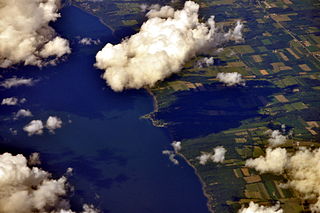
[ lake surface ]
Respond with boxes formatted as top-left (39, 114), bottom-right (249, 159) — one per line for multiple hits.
top-left (0, 6), bottom-right (209, 213)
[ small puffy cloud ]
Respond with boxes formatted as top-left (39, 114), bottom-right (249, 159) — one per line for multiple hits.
top-left (171, 141), bottom-right (181, 152)
top-left (212, 146), bottom-right (226, 163)
top-left (0, 77), bottom-right (35, 89)
top-left (39, 37), bottom-right (71, 58)
top-left (197, 146), bottom-right (227, 165)
top-left (238, 202), bottom-right (283, 213)
top-left (162, 150), bottom-right (179, 165)
top-left (0, 152), bottom-right (98, 213)
top-left (14, 109), bottom-right (33, 120)
top-left (196, 57), bottom-right (214, 68)
top-left (268, 130), bottom-right (287, 147)
top-left (9, 128), bottom-right (18, 135)
top-left (245, 148), bottom-right (287, 174)
top-left (79, 37), bottom-right (101, 46)
top-left (28, 152), bottom-right (41, 166)
top-left (217, 72), bottom-right (245, 86)
top-left (0, 0), bottom-right (70, 68)
top-left (46, 116), bottom-right (63, 133)
top-left (2, 97), bottom-right (27, 106)
top-left (95, 1), bottom-right (243, 92)
top-left (23, 120), bottom-right (44, 136)
top-left (1, 97), bottom-right (18, 106)
top-left (198, 153), bottom-right (212, 165)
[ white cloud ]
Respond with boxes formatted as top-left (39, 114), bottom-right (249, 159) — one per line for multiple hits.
top-left (14, 109), bottom-right (33, 119)
top-left (162, 150), bottom-right (179, 165)
top-left (23, 116), bottom-right (63, 136)
top-left (0, 152), bottom-right (98, 213)
top-left (211, 146), bottom-right (226, 163)
top-left (28, 152), bottom-right (41, 166)
top-left (1, 97), bottom-right (18, 106)
top-left (0, 77), bottom-right (35, 88)
top-left (245, 148), bottom-right (287, 174)
top-left (246, 147), bottom-right (320, 212)
top-left (79, 37), bottom-right (101, 45)
top-left (46, 116), bottom-right (63, 133)
top-left (238, 202), bottom-right (283, 213)
top-left (196, 57), bottom-right (214, 68)
top-left (171, 141), bottom-right (181, 152)
top-left (197, 146), bottom-right (226, 165)
top-left (198, 153), bottom-right (212, 165)
top-left (0, 0), bottom-right (71, 68)
top-left (217, 72), bottom-right (245, 86)
top-left (95, 1), bottom-right (243, 91)
top-left (268, 130), bottom-right (287, 147)
top-left (23, 120), bottom-right (44, 136)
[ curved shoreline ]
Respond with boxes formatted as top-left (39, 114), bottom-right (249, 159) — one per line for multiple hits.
top-left (146, 88), bottom-right (215, 213)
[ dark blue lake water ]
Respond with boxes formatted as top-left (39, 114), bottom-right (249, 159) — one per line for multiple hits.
top-left (0, 6), bottom-right (209, 213)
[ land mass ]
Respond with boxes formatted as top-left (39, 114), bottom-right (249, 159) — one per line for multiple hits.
top-left (72, 0), bottom-right (320, 212)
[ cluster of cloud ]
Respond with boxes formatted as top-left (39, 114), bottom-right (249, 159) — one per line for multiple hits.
top-left (162, 141), bottom-right (182, 165)
top-left (0, 152), bottom-right (98, 213)
top-left (95, 1), bottom-right (243, 91)
top-left (1, 97), bottom-right (18, 106)
top-left (0, 0), bottom-right (70, 68)
top-left (197, 146), bottom-right (226, 165)
top-left (23, 116), bottom-right (63, 136)
top-left (217, 72), bottom-right (245, 86)
top-left (1, 97), bottom-right (26, 106)
top-left (246, 147), bottom-right (320, 212)
top-left (162, 150), bottom-right (179, 165)
top-left (238, 202), bottom-right (283, 213)
top-left (0, 77), bottom-right (36, 89)
top-left (79, 37), bottom-right (101, 46)
top-left (196, 57), bottom-right (214, 68)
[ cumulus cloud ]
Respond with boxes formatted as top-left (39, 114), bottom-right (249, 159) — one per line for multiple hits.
top-left (217, 72), bottom-right (245, 86)
top-left (0, 77), bottom-right (35, 88)
top-left (245, 148), bottom-right (287, 174)
top-left (162, 150), bottom-right (179, 165)
top-left (1, 97), bottom-right (18, 106)
top-left (246, 147), bottom-right (320, 212)
top-left (14, 109), bottom-right (33, 119)
top-left (197, 146), bottom-right (226, 165)
top-left (171, 141), bottom-right (181, 152)
top-left (0, 0), bottom-right (71, 68)
top-left (212, 146), bottom-right (227, 163)
top-left (46, 116), bottom-right (62, 133)
top-left (2, 97), bottom-right (27, 106)
top-left (196, 57), bottom-right (214, 68)
top-left (198, 153), bottom-right (212, 165)
top-left (95, 1), bottom-right (243, 91)
top-left (238, 202), bottom-right (283, 213)
top-left (79, 37), bottom-right (101, 46)
top-left (28, 152), bottom-right (41, 166)
top-left (268, 130), bottom-right (287, 147)
top-left (0, 152), bottom-right (98, 213)
top-left (23, 120), bottom-right (44, 136)
top-left (23, 116), bottom-right (63, 136)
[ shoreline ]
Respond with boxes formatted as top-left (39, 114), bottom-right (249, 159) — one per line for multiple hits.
top-left (146, 88), bottom-right (215, 213)
top-left (66, 2), bottom-right (116, 33)
top-left (177, 152), bottom-right (216, 213)
top-left (63, 2), bottom-right (216, 211)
